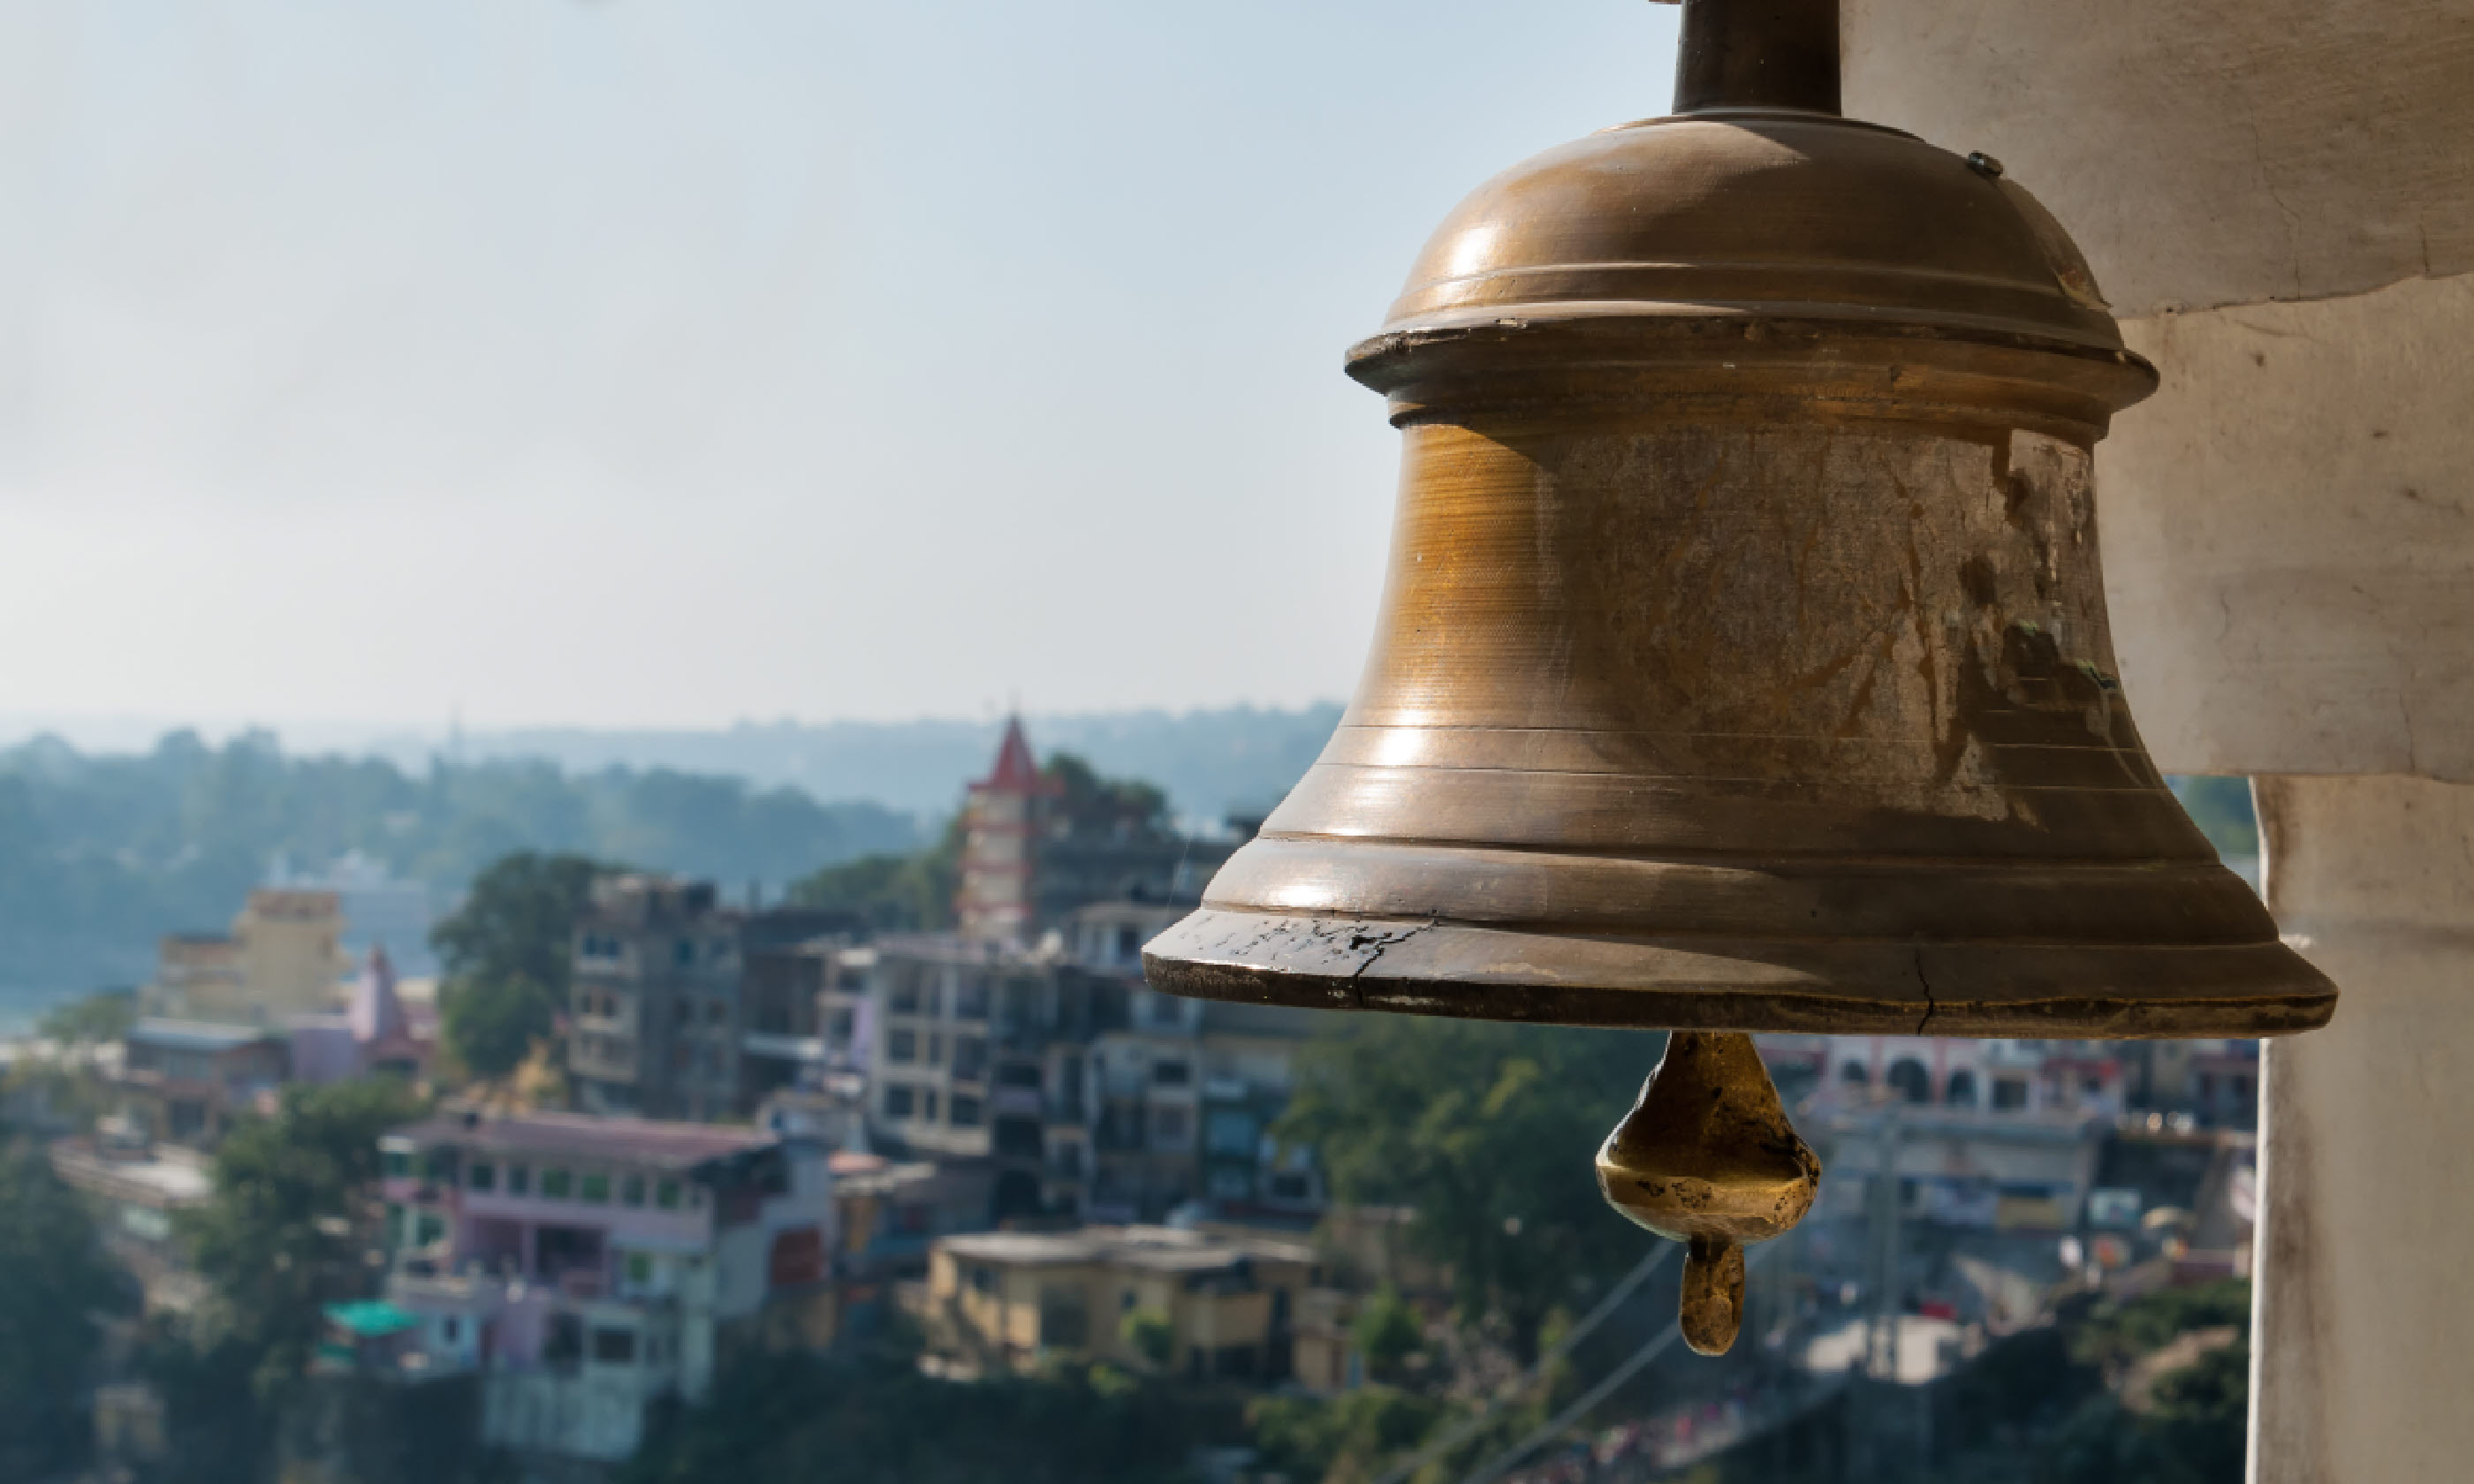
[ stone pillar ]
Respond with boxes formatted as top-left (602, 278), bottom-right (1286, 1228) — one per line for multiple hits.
top-left (2250, 776), bottom-right (2474, 1480)
top-left (1839, 4), bottom-right (2474, 1479)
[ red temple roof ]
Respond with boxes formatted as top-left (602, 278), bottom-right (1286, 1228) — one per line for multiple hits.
top-left (974, 715), bottom-right (1051, 794)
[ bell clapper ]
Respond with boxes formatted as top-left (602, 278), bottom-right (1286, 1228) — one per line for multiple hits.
top-left (1596, 1031), bottom-right (1822, 1356)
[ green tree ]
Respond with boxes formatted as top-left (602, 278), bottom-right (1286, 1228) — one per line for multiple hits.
top-left (431, 851), bottom-right (612, 996)
top-left (1120, 1306), bottom-right (1176, 1371)
top-left (440, 975), bottom-right (561, 1083)
top-left (1042, 752), bottom-right (1169, 837)
top-left (2145, 1342), bottom-right (2249, 1482)
top-left (1352, 1285), bottom-right (1424, 1382)
top-left (0, 1151), bottom-right (134, 1478)
top-left (1276, 1018), bottom-right (1661, 1359)
top-left (2072, 1277), bottom-right (2252, 1374)
top-left (0, 731), bottom-right (918, 994)
top-left (37, 986), bottom-right (139, 1045)
top-left (180, 1078), bottom-right (429, 1402)
top-left (619, 1351), bottom-right (1203, 1484)
top-left (1248, 1387), bottom-right (1453, 1484)
top-left (432, 852), bottom-right (614, 1080)
top-left (785, 818), bottom-right (963, 934)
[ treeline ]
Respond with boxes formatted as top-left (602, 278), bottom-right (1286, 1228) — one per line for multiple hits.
top-left (0, 731), bottom-right (921, 990)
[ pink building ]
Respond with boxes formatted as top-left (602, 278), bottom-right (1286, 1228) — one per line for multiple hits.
top-left (376, 1109), bottom-right (833, 1461)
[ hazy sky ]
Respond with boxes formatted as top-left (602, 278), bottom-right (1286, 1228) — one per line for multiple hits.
top-left (0, 0), bottom-right (1682, 733)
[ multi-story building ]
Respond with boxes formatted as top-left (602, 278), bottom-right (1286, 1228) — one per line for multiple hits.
top-left (566, 877), bottom-right (745, 1120)
top-left (112, 1018), bottom-right (290, 1146)
top-left (2120, 1038), bottom-right (2262, 1130)
top-left (832, 934), bottom-right (1133, 1221)
top-left (1069, 898), bottom-right (1327, 1221)
top-left (735, 915), bottom-right (861, 1114)
top-left (268, 849), bottom-right (441, 980)
top-left (799, 904), bottom-right (1328, 1225)
top-left (925, 1224), bottom-right (1314, 1383)
top-left (1792, 1035), bottom-right (2128, 1231)
top-left (375, 1110), bottom-right (834, 1465)
top-left (567, 880), bottom-right (856, 1120)
top-left (148, 890), bottom-right (352, 1024)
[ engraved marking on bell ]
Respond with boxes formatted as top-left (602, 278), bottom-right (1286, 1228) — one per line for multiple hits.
top-left (1596, 1030), bottom-right (1821, 1356)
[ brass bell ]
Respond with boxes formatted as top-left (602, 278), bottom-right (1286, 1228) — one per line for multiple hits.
top-left (1145, 0), bottom-right (2336, 1352)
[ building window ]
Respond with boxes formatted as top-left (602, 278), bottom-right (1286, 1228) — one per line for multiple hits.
top-left (885, 1085), bottom-right (915, 1118)
top-left (626, 1252), bottom-right (654, 1287)
top-left (928, 1033), bottom-right (944, 1066)
top-left (468, 1162), bottom-right (497, 1192)
top-left (1116, 926), bottom-right (1141, 961)
top-left (383, 1149), bottom-right (411, 1178)
top-left (539, 1168), bottom-right (573, 1199)
top-left (592, 1327), bottom-right (639, 1365)
top-left (1154, 1107), bottom-right (1190, 1145)
top-left (922, 1090), bottom-right (940, 1122)
top-left (891, 978), bottom-right (922, 1015)
top-left (442, 1315), bottom-right (461, 1344)
top-left (970, 1266), bottom-right (996, 1295)
top-left (621, 1175), bottom-right (646, 1208)
top-left (1210, 1168), bottom-right (1251, 1200)
top-left (1148, 994), bottom-right (1183, 1029)
top-left (580, 1171), bottom-right (611, 1203)
top-left (414, 1211), bottom-right (447, 1246)
top-left (655, 1179), bottom-right (683, 1210)
top-left (953, 1037), bottom-right (988, 1081)
top-left (1946, 1070), bottom-right (1979, 1108)
top-left (707, 1000), bottom-right (728, 1026)
top-left (828, 1009), bottom-right (854, 1042)
top-left (506, 1162), bottom-right (530, 1196)
top-left (1153, 1060), bottom-right (1191, 1087)
top-left (1206, 1110), bottom-right (1256, 1155)
top-left (955, 978), bottom-right (989, 1019)
top-left (1887, 1059), bottom-right (1931, 1105)
top-left (951, 1095), bottom-right (983, 1127)
top-left (1840, 1062), bottom-right (1869, 1086)
top-left (889, 1030), bottom-right (917, 1064)
top-left (674, 940), bottom-right (695, 967)
top-left (1993, 1078), bottom-right (2030, 1111)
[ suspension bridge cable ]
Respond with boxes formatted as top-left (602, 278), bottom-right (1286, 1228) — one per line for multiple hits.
top-left (1368, 1244), bottom-right (1676, 1484)
top-left (1453, 1243), bottom-right (1784, 1484)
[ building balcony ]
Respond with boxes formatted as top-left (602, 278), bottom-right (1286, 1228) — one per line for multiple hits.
top-left (741, 1031), bottom-right (827, 1063)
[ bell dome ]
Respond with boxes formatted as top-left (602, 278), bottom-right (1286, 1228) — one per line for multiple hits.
top-left (1372, 110), bottom-right (2133, 358)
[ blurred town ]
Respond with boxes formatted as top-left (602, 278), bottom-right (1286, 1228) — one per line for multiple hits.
top-left (0, 718), bottom-right (2265, 1484)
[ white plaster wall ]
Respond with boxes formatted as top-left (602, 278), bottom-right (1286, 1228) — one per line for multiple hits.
top-left (2098, 277), bottom-right (2474, 781)
top-left (1840, 0), bottom-right (2474, 317)
top-left (2252, 776), bottom-right (2474, 1483)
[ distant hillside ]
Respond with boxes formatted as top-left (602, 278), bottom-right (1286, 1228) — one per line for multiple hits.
top-left (363, 702), bottom-right (1350, 827)
top-left (0, 732), bottom-right (922, 994)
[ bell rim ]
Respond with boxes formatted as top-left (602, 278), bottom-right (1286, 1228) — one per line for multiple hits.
top-left (1142, 907), bottom-right (2338, 1041)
